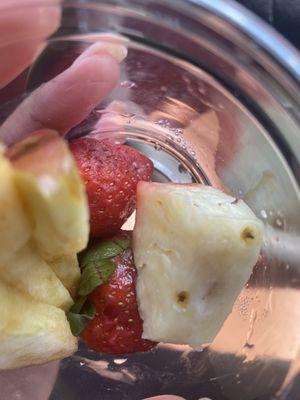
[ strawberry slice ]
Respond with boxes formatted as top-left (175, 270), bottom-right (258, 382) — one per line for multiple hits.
top-left (80, 231), bottom-right (157, 354)
top-left (69, 137), bottom-right (153, 238)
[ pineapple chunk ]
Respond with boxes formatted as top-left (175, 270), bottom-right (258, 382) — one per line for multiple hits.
top-left (0, 280), bottom-right (77, 370)
top-left (133, 182), bottom-right (263, 348)
top-left (8, 130), bottom-right (89, 260)
top-left (47, 254), bottom-right (81, 298)
top-left (0, 243), bottom-right (73, 310)
top-left (0, 148), bottom-right (30, 264)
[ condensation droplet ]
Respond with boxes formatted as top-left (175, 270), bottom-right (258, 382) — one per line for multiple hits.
top-left (80, 361), bottom-right (86, 366)
top-left (176, 138), bottom-right (182, 143)
top-left (260, 209), bottom-right (267, 219)
top-left (275, 217), bottom-right (283, 227)
top-left (121, 80), bottom-right (136, 89)
top-left (173, 128), bottom-right (183, 136)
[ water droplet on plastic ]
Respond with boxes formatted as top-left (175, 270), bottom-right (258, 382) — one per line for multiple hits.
top-left (260, 210), bottom-right (267, 219)
top-left (191, 150), bottom-right (196, 157)
top-left (79, 361), bottom-right (86, 366)
top-left (176, 138), bottom-right (182, 143)
top-left (173, 128), bottom-right (183, 136)
top-left (121, 80), bottom-right (136, 89)
top-left (275, 217), bottom-right (283, 227)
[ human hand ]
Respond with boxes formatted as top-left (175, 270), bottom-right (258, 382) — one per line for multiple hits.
top-left (0, 0), bottom-right (127, 146)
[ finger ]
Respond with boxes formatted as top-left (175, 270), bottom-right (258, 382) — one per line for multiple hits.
top-left (0, 40), bottom-right (44, 91)
top-left (0, 361), bottom-right (59, 400)
top-left (0, 44), bottom-right (126, 145)
top-left (0, 0), bottom-right (61, 89)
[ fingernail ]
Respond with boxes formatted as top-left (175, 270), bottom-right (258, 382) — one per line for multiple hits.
top-left (75, 38), bottom-right (128, 64)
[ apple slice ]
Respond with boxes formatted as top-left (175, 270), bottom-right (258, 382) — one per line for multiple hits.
top-left (47, 254), bottom-right (81, 298)
top-left (133, 182), bottom-right (263, 348)
top-left (7, 130), bottom-right (89, 260)
top-left (0, 280), bottom-right (77, 370)
top-left (0, 243), bottom-right (73, 310)
top-left (0, 146), bottom-right (30, 264)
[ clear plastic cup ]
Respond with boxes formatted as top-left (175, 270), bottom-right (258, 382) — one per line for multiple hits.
top-left (0, 1), bottom-right (300, 399)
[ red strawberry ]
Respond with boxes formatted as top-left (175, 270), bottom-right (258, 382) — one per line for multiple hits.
top-left (69, 137), bottom-right (153, 238)
top-left (81, 233), bottom-right (157, 354)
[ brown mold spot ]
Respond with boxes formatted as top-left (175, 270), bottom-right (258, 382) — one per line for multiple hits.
top-left (241, 227), bottom-right (255, 242)
top-left (176, 291), bottom-right (189, 306)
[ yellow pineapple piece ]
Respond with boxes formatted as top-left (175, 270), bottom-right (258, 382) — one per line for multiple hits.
top-left (47, 254), bottom-right (81, 298)
top-left (8, 130), bottom-right (89, 260)
top-left (0, 147), bottom-right (30, 264)
top-left (0, 280), bottom-right (77, 370)
top-left (0, 243), bottom-right (73, 310)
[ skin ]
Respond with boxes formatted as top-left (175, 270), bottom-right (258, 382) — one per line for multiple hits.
top-left (0, 0), bottom-right (120, 145)
top-left (0, 1), bottom-right (187, 399)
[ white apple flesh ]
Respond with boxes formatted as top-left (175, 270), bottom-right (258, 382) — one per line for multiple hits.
top-left (133, 182), bottom-right (263, 348)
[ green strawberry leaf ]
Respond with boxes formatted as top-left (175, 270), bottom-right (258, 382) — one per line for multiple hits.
top-left (81, 301), bottom-right (96, 318)
top-left (67, 303), bottom-right (96, 337)
top-left (113, 238), bottom-right (131, 250)
top-left (80, 238), bottom-right (131, 269)
top-left (70, 295), bottom-right (87, 314)
top-left (78, 259), bottom-right (116, 296)
top-left (69, 234), bottom-right (131, 336)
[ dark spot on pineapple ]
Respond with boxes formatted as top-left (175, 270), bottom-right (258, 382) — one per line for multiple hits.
top-left (241, 227), bottom-right (255, 242)
top-left (176, 291), bottom-right (189, 306)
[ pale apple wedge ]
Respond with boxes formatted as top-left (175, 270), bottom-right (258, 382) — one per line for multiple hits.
top-left (0, 146), bottom-right (30, 264)
top-left (0, 280), bottom-right (77, 370)
top-left (7, 130), bottom-right (89, 260)
top-left (133, 182), bottom-right (263, 348)
top-left (0, 243), bottom-right (73, 310)
top-left (47, 254), bottom-right (81, 298)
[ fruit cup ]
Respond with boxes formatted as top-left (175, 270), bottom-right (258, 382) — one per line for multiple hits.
top-left (0, 1), bottom-right (300, 399)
